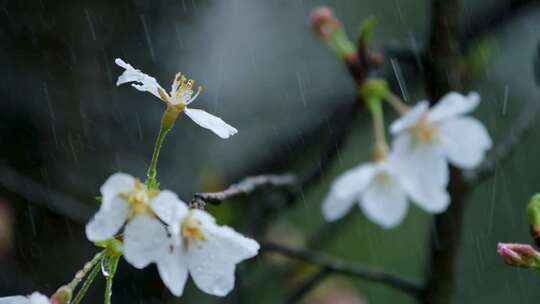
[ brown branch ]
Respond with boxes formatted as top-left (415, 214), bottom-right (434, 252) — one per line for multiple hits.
top-left (0, 163), bottom-right (93, 224)
top-left (286, 268), bottom-right (331, 304)
top-left (421, 0), bottom-right (465, 303)
top-left (261, 242), bottom-right (423, 297)
top-left (190, 174), bottom-right (297, 208)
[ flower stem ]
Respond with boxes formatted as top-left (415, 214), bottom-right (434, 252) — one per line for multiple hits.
top-left (67, 251), bottom-right (106, 291)
top-left (104, 255), bottom-right (120, 304)
top-left (366, 98), bottom-right (388, 160)
top-left (71, 262), bottom-right (101, 304)
top-left (384, 91), bottom-right (410, 115)
top-left (146, 123), bottom-right (171, 188)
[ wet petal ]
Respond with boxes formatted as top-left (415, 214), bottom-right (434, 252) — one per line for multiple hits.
top-left (407, 184), bottom-right (450, 213)
top-left (390, 134), bottom-right (450, 213)
top-left (115, 58), bottom-right (164, 100)
top-left (184, 108), bottom-right (238, 139)
top-left (157, 249), bottom-right (189, 297)
top-left (360, 174), bottom-right (408, 229)
top-left (85, 197), bottom-right (129, 242)
top-left (0, 296), bottom-right (31, 304)
top-left (391, 133), bottom-right (448, 187)
top-left (150, 190), bottom-right (189, 226)
top-left (439, 117), bottom-right (492, 169)
top-left (100, 173), bottom-right (134, 210)
top-left (187, 211), bottom-right (259, 297)
top-left (28, 293), bottom-right (49, 304)
top-left (123, 215), bottom-right (169, 269)
top-left (427, 92), bottom-right (480, 123)
top-left (322, 164), bottom-right (377, 221)
top-left (390, 101), bottom-right (429, 134)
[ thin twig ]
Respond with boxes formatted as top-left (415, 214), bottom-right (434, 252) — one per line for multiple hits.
top-left (465, 97), bottom-right (540, 187)
top-left (261, 242), bottom-right (423, 296)
top-left (190, 174), bottom-right (298, 208)
top-left (0, 163), bottom-right (93, 224)
top-left (286, 268), bottom-right (332, 304)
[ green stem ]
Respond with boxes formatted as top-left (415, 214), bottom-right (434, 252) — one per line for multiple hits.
top-left (146, 123), bottom-right (171, 188)
top-left (67, 251), bottom-right (106, 291)
top-left (104, 255), bottom-right (120, 304)
top-left (329, 28), bottom-right (356, 58)
top-left (383, 91), bottom-right (410, 115)
top-left (71, 262), bottom-right (101, 304)
top-left (367, 98), bottom-right (388, 160)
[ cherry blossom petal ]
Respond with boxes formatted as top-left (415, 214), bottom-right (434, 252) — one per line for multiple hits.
top-left (100, 173), bottom-right (134, 210)
top-left (407, 184), bottom-right (450, 213)
top-left (186, 211), bottom-right (259, 297)
top-left (360, 176), bottom-right (408, 229)
top-left (322, 164), bottom-right (377, 221)
top-left (150, 190), bottom-right (189, 225)
top-left (157, 249), bottom-right (189, 297)
top-left (184, 108), bottom-right (238, 139)
top-left (391, 133), bottom-right (448, 187)
top-left (390, 101), bottom-right (429, 134)
top-left (28, 293), bottom-right (49, 304)
top-left (85, 197), bottom-right (129, 242)
top-left (439, 116), bottom-right (492, 169)
top-left (115, 58), bottom-right (164, 100)
top-left (123, 215), bottom-right (169, 269)
top-left (427, 92), bottom-right (480, 124)
top-left (0, 296), bottom-right (31, 304)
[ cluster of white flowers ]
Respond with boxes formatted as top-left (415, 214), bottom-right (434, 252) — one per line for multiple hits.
top-left (323, 92), bottom-right (492, 228)
top-left (0, 59), bottom-right (256, 302)
top-left (86, 173), bottom-right (260, 297)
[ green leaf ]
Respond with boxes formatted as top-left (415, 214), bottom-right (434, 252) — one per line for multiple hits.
top-left (464, 37), bottom-right (495, 77)
top-left (358, 16), bottom-right (378, 48)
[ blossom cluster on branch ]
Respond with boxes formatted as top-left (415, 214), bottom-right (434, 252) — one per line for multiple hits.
top-left (1, 59), bottom-right (257, 303)
top-left (322, 88), bottom-right (492, 228)
top-left (2, 3), bottom-right (535, 303)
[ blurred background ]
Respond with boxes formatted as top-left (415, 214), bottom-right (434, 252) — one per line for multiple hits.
top-left (1, 0), bottom-right (540, 303)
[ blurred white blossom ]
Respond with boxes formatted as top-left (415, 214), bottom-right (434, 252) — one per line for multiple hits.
top-left (115, 58), bottom-right (237, 138)
top-left (390, 92), bottom-right (492, 170)
top-left (0, 292), bottom-right (49, 304)
top-left (322, 153), bottom-right (449, 229)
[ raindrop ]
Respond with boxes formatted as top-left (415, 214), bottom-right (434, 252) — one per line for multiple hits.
top-left (297, 72), bottom-right (306, 107)
top-left (140, 14), bottom-right (156, 62)
top-left (101, 255), bottom-right (111, 277)
top-left (502, 85), bottom-right (509, 116)
top-left (84, 8), bottom-right (97, 41)
top-left (390, 57), bottom-right (409, 102)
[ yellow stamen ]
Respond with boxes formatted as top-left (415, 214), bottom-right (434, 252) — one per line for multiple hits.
top-left (181, 213), bottom-right (207, 250)
top-left (120, 179), bottom-right (157, 219)
top-left (172, 72), bottom-right (202, 106)
top-left (415, 116), bottom-right (439, 143)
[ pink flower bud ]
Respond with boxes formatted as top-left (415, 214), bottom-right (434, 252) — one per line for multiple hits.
top-left (50, 286), bottom-right (72, 304)
top-left (310, 6), bottom-right (341, 39)
top-left (497, 242), bottom-right (540, 268)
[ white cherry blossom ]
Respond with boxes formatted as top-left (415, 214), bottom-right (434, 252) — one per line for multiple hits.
top-left (115, 58), bottom-right (237, 139)
top-left (0, 292), bottom-right (49, 304)
top-left (390, 92), bottom-right (492, 170)
top-left (322, 153), bottom-right (449, 229)
top-left (132, 197), bottom-right (260, 297)
top-left (86, 173), bottom-right (173, 269)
